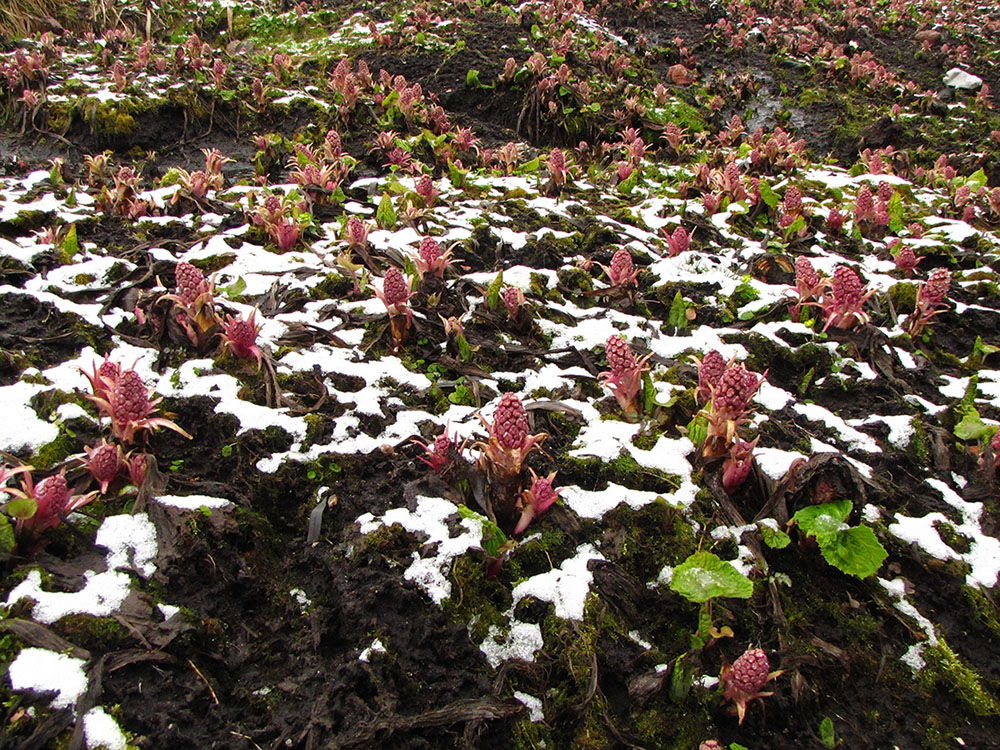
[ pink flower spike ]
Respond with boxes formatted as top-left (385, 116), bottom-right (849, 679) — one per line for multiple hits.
top-left (222, 309), bottom-right (264, 368)
top-left (819, 265), bottom-right (875, 332)
top-left (599, 335), bottom-right (652, 421)
top-left (695, 349), bottom-right (726, 404)
top-left (663, 226), bottom-right (690, 257)
top-left (93, 369), bottom-right (193, 445)
top-left (502, 286), bottom-right (525, 319)
top-left (722, 437), bottom-right (758, 494)
top-left (415, 431), bottom-right (456, 473)
top-left (721, 647), bottom-right (783, 724)
top-left (414, 236), bottom-right (453, 279)
top-left (84, 440), bottom-right (125, 494)
top-left (474, 393), bottom-right (546, 477)
top-left (600, 248), bottom-right (640, 288)
top-left (514, 469), bottom-right (562, 535)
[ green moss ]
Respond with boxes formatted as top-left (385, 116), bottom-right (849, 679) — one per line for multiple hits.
top-left (963, 586), bottom-right (1000, 638)
top-left (56, 615), bottom-right (129, 652)
top-left (889, 281), bottom-right (918, 312)
top-left (557, 267), bottom-right (594, 293)
top-left (31, 430), bottom-right (78, 470)
top-left (919, 638), bottom-right (1000, 716)
top-left (562, 451), bottom-right (682, 494)
top-left (440, 554), bottom-right (510, 643)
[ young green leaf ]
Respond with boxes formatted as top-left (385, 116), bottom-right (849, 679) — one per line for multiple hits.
top-left (757, 520), bottom-right (791, 549)
top-left (819, 717), bottom-right (836, 748)
top-left (817, 525), bottom-right (887, 579)
top-left (486, 270), bottom-right (504, 309)
top-left (0, 515), bottom-right (14, 557)
top-left (376, 193), bottom-right (396, 229)
top-left (61, 224), bottom-right (79, 257)
top-left (670, 551), bottom-right (754, 603)
top-left (5, 495), bottom-right (37, 521)
top-left (668, 290), bottom-right (689, 330)
top-left (954, 406), bottom-right (991, 442)
top-left (758, 179), bottom-right (779, 210)
top-left (792, 499), bottom-right (852, 537)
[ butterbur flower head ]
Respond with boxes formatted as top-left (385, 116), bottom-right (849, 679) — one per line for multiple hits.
top-left (415, 430), bottom-right (456, 473)
top-left (31, 473), bottom-right (70, 529)
top-left (381, 266), bottom-right (410, 308)
top-left (921, 268), bottom-right (951, 308)
top-left (547, 147), bottom-right (568, 186)
top-left (174, 261), bottom-right (210, 306)
top-left (663, 226), bottom-right (689, 257)
top-left (222, 309), bottom-right (264, 368)
top-left (514, 469), bottom-right (562, 534)
top-left (503, 286), bottom-right (525, 318)
top-left (606, 334), bottom-right (638, 374)
top-left (91, 368), bottom-right (193, 445)
top-left (600, 335), bottom-right (652, 421)
top-left (85, 440), bottom-right (124, 494)
top-left (603, 247), bottom-right (639, 287)
top-left (795, 256), bottom-right (820, 291)
top-left (475, 393), bottom-right (546, 477)
top-left (696, 349), bottom-right (726, 404)
top-left (128, 453), bottom-right (149, 487)
top-left (821, 265), bottom-right (874, 331)
top-left (722, 437), bottom-right (758, 494)
top-left (344, 216), bottom-right (369, 249)
top-left (722, 647), bottom-right (782, 724)
top-left (895, 243), bottom-right (919, 273)
top-left (854, 185), bottom-right (875, 223)
top-left (493, 392), bottom-right (529, 450)
top-left (415, 236), bottom-right (452, 278)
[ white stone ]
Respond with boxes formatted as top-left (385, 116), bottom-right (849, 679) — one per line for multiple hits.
top-left (943, 68), bottom-right (983, 90)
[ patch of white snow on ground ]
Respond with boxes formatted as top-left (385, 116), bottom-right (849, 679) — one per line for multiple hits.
top-left (7, 514), bottom-right (157, 622)
top-left (83, 706), bottom-right (128, 750)
top-left (8, 648), bottom-right (88, 709)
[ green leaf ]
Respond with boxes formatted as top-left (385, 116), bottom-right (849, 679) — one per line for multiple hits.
top-left (668, 290), bottom-right (689, 330)
top-left (820, 716), bottom-right (836, 748)
top-left (758, 520), bottom-right (791, 549)
top-left (758, 179), bottom-right (779, 210)
top-left (888, 192), bottom-right (904, 233)
top-left (376, 193), bottom-right (396, 229)
top-left (448, 160), bottom-right (467, 188)
top-left (670, 551), bottom-right (754, 603)
top-left (465, 69), bottom-right (481, 87)
top-left (6, 496), bottom-right (37, 521)
top-left (0, 515), bottom-right (14, 557)
top-left (486, 270), bottom-right (504, 309)
top-left (222, 276), bottom-right (246, 298)
top-left (966, 335), bottom-right (1000, 368)
top-left (61, 224), bottom-right (79, 257)
top-left (792, 499), bottom-right (852, 537)
top-left (519, 157), bottom-right (540, 174)
top-left (784, 214), bottom-right (806, 236)
top-left (642, 370), bottom-right (656, 415)
top-left (686, 414), bottom-right (708, 446)
top-left (617, 168), bottom-right (640, 195)
top-left (668, 654), bottom-right (694, 702)
top-left (817, 525), bottom-right (888, 578)
top-left (967, 167), bottom-right (988, 191)
top-left (954, 406), bottom-right (991, 442)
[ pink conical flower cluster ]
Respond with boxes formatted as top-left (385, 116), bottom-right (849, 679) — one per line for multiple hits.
top-left (721, 647), bottom-right (783, 724)
top-left (908, 268), bottom-right (952, 337)
top-left (820, 265), bottom-right (875, 331)
top-left (175, 261), bottom-right (210, 305)
top-left (222, 309), bottom-right (264, 367)
top-left (514, 469), bottom-right (562, 534)
top-left (696, 349), bottom-right (726, 404)
top-left (602, 248), bottom-right (639, 288)
top-left (600, 335), bottom-right (652, 421)
top-left (475, 393), bottom-right (546, 477)
top-left (87, 363), bottom-right (193, 445)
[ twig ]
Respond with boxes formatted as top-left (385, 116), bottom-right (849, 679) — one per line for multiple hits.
top-left (187, 659), bottom-right (219, 704)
